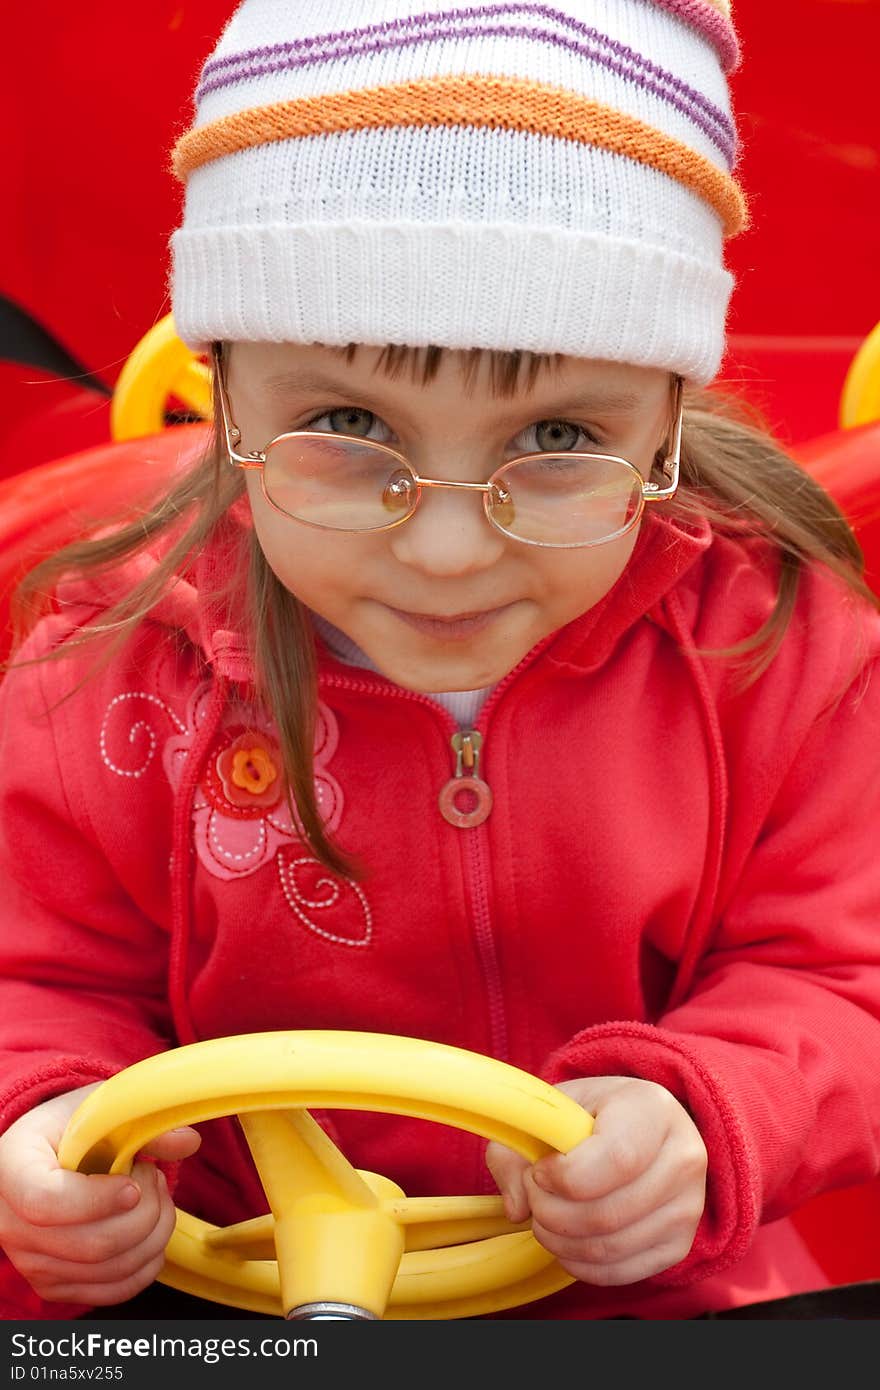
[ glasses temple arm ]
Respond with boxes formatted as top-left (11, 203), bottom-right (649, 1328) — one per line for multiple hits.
top-left (211, 344), bottom-right (263, 469)
top-left (643, 376), bottom-right (684, 502)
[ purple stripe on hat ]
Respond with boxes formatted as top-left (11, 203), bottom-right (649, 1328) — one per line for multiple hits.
top-left (200, 4), bottom-right (734, 126)
top-left (203, 3), bottom-right (737, 81)
top-left (198, 13), bottom-right (735, 163)
top-left (654, 0), bottom-right (739, 71)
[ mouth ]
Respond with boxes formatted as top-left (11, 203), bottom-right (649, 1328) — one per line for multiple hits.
top-left (384, 602), bottom-right (514, 640)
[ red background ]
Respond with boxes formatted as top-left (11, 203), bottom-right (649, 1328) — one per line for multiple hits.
top-left (1, 0), bottom-right (878, 466)
top-left (1, 0), bottom-right (879, 1294)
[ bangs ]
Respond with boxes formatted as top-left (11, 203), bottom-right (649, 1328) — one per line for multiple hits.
top-left (333, 342), bottom-right (563, 397)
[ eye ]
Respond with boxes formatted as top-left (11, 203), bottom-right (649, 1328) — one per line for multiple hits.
top-left (303, 407), bottom-right (393, 443)
top-left (515, 420), bottom-right (603, 454)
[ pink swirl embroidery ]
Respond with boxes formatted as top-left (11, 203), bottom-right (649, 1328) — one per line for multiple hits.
top-left (100, 691), bottom-right (187, 779)
top-left (277, 853), bottom-right (372, 947)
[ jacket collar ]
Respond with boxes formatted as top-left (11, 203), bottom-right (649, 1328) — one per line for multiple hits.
top-left (542, 509), bottom-right (713, 675)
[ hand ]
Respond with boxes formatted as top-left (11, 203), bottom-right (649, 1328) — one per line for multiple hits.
top-left (0, 1084), bottom-right (201, 1306)
top-left (485, 1075), bottom-right (707, 1286)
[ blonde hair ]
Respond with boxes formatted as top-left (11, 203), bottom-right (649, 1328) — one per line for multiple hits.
top-left (8, 343), bottom-right (878, 878)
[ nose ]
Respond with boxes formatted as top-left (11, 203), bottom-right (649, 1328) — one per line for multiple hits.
top-left (387, 479), bottom-right (507, 577)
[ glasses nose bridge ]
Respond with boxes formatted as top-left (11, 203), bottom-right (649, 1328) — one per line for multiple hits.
top-left (412, 473), bottom-right (496, 496)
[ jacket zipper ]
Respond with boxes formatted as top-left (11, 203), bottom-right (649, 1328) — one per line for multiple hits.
top-left (453, 739), bottom-right (508, 1062)
top-left (319, 635), bottom-right (558, 1067)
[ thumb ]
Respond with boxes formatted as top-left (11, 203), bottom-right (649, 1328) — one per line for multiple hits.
top-left (485, 1141), bottom-right (532, 1223)
top-left (138, 1126), bottom-right (202, 1163)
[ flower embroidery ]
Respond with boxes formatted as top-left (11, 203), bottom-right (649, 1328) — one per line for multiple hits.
top-left (105, 678), bottom-right (371, 947)
top-left (162, 683), bottom-right (344, 882)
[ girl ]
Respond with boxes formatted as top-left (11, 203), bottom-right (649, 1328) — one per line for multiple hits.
top-left (1, 0), bottom-right (880, 1321)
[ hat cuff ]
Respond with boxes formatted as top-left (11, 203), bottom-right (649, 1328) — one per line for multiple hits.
top-left (171, 220), bottom-right (732, 385)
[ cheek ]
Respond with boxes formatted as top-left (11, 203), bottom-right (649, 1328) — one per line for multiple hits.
top-left (246, 477), bottom-right (312, 591)
top-left (536, 528), bottom-right (641, 615)
top-left (245, 477), bottom-right (363, 600)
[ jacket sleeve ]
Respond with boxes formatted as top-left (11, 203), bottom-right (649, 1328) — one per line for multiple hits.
top-left (0, 616), bottom-right (174, 1136)
top-left (544, 645), bottom-right (880, 1286)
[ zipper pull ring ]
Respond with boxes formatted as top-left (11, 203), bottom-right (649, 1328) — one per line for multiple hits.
top-left (439, 731), bottom-right (493, 828)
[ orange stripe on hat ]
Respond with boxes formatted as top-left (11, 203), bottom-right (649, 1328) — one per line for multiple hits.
top-left (172, 74), bottom-right (748, 236)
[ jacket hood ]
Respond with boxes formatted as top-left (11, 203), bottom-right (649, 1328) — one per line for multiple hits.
top-left (544, 509), bottom-right (713, 674)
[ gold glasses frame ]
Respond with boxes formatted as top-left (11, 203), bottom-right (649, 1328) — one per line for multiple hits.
top-left (213, 345), bottom-right (684, 550)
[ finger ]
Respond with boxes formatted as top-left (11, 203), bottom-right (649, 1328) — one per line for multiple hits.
top-left (533, 1097), bottom-right (671, 1203)
top-left (526, 1134), bottom-right (706, 1239)
top-left (35, 1249), bottom-right (171, 1308)
top-left (484, 1142), bottom-right (531, 1222)
top-left (0, 1117), bottom-right (142, 1230)
top-left (2, 1161), bottom-right (139, 1230)
top-left (16, 1175), bottom-right (177, 1292)
top-left (541, 1224), bottom-right (697, 1287)
top-left (0, 1160), bottom-right (168, 1264)
top-left (138, 1127), bottom-right (201, 1163)
top-left (532, 1192), bottom-right (701, 1280)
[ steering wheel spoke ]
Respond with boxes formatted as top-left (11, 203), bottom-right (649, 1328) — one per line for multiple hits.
top-left (389, 1194), bottom-right (529, 1250)
top-left (204, 1213), bottom-right (276, 1260)
top-left (239, 1108), bottom-right (379, 1211)
top-left (238, 1108), bottom-right (405, 1317)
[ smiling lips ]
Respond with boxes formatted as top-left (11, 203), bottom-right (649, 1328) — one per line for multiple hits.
top-left (386, 602), bottom-right (513, 640)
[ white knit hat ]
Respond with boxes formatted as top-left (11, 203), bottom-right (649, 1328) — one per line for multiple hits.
top-left (170, 0), bottom-right (746, 384)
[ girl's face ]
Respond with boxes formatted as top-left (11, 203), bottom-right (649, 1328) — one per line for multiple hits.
top-left (228, 341), bottom-right (675, 693)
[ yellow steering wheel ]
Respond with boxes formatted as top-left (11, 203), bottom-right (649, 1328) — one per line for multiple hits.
top-left (110, 315), bottom-right (211, 442)
top-left (840, 318), bottom-right (880, 430)
top-left (58, 1031), bottom-right (593, 1320)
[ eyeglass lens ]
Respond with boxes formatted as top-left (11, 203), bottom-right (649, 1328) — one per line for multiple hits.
top-left (263, 435), bottom-right (644, 545)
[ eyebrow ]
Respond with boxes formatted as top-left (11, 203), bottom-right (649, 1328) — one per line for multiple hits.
top-left (260, 369), bottom-right (647, 418)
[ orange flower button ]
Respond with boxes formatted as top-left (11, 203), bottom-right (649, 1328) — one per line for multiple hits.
top-left (231, 746), bottom-right (275, 795)
top-left (213, 732), bottom-right (284, 813)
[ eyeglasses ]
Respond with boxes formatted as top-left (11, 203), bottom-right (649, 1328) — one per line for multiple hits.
top-left (214, 347), bottom-right (683, 550)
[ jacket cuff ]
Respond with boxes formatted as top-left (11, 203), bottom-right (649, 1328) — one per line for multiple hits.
top-left (0, 1059), bottom-right (120, 1134)
top-left (542, 1021), bottom-right (760, 1284)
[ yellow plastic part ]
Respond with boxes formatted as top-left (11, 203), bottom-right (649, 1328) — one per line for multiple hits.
top-left (840, 319), bottom-right (880, 430)
top-left (110, 314), bottom-right (212, 441)
top-left (58, 1031), bottom-right (593, 1320)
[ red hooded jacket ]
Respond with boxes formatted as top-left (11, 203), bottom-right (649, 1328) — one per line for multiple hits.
top-left (1, 501), bottom-right (880, 1320)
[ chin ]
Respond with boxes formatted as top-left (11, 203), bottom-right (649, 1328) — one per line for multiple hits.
top-left (386, 654), bottom-right (516, 693)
